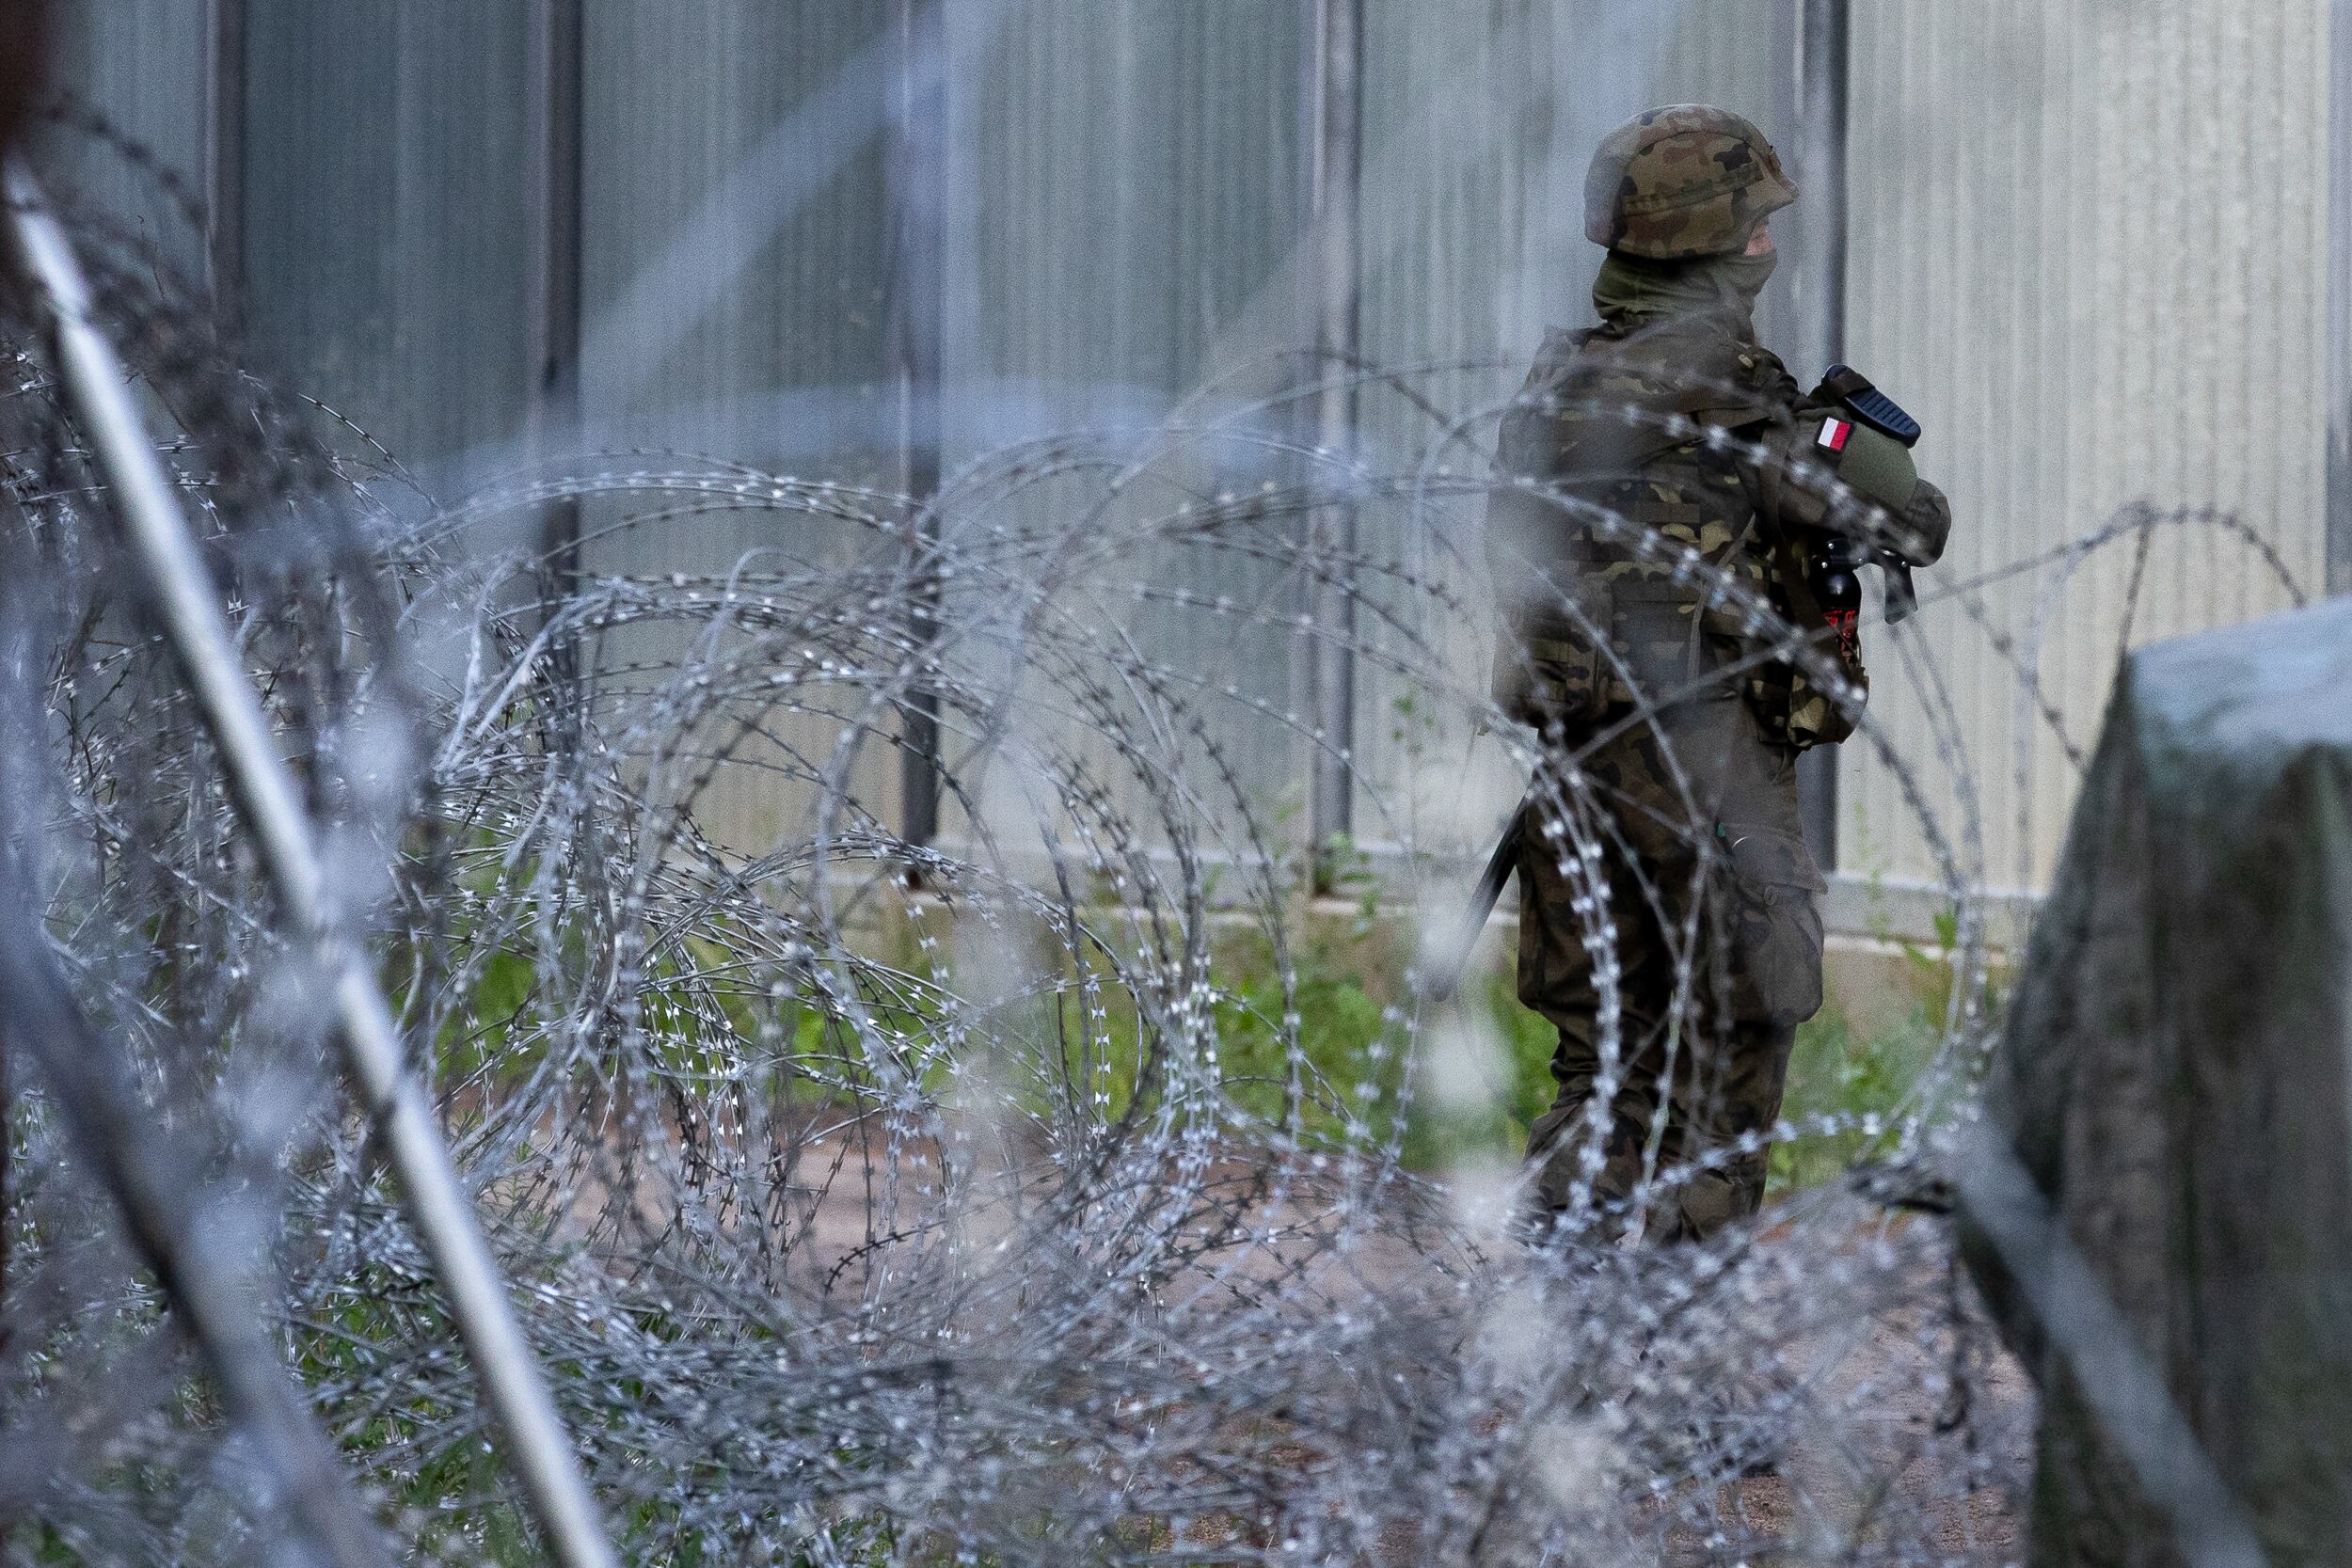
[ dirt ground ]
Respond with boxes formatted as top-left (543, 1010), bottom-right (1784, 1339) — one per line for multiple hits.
top-left (1718, 1300), bottom-right (2034, 1563)
top-left (559, 1112), bottom-right (2038, 1562)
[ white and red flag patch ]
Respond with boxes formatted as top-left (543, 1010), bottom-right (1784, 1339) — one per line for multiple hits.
top-left (1817, 419), bottom-right (1853, 452)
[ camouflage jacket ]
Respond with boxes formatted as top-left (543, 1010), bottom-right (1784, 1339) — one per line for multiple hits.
top-left (1486, 305), bottom-right (1863, 749)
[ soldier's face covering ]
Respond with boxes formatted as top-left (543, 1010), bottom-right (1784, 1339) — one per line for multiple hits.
top-left (1708, 249), bottom-right (1779, 310)
top-left (1593, 247), bottom-right (1779, 327)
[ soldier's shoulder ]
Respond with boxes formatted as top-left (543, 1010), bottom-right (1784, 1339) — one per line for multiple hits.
top-left (1501, 327), bottom-right (1604, 426)
top-left (1589, 317), bottom-right (1796, 423)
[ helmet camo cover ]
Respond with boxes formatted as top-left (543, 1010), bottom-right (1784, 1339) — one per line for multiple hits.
top-left (1585, 104), bottom-right (1798, 261)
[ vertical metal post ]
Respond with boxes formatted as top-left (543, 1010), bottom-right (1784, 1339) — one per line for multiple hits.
top-left (1794, 0), bottom-right (1850, 870)
top-left (1755, 0), bottom-right (1804, 351)
top-left (890, 0), bottom-right (946, 852)
top-left (202, 0), bottom-right (245, 318)
top-left (525, 0), bottom-right (584, 598)
top-left (1307, 0), bottom-right (1363, 888)
top-left (2329, 0), bottom-right (2352, 595)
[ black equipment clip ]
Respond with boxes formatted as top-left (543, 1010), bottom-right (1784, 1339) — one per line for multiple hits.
top-left (1818, 364), bottom-right (1921, 449)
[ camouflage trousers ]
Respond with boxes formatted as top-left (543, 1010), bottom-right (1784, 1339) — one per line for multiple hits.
top-left (1518, 681), bottom-right (1826, 1244)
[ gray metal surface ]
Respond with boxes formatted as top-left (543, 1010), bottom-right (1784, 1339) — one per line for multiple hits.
top-left (44, 0), bottom-right (211, 277)
top-left (241, 4), bottom-right (535, 480)
top-left (202, 0), bottom-right (243, 311)
top-left (2330, 0), bottom-right (2350, 596)
top-left (929, 0), bottom-right (1310, 855)
top-left (947, 0), bottom-right (1305, 419)
top-left (1308, 0), bottom-right (1365, 866)
top-left (580, 0), bottom-right (894, 464)
top-left (524, 0), bottom-right (585, 624)
top-left (889, 0), bottom-right (946, 848)
top-left (525, 0), bottom-right (585, 473)
top-left (1844, 0), bottom-right (2333, 891)
top-left (574, 0), bottom-right (902, 856)
top-left (1794, 0), bottom-right (1851, 870)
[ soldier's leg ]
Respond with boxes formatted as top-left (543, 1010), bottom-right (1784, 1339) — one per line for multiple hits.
top-left (1516, 760), bottom-right (1681, 1231)
top-left (1657, 801), bottom-right (1822, 1240)
top-left (1521, 1011), bottom-right (1663, 1223)
top-left (1654, 1017), bottom-right (1800, 1243)
top-left (1613, 693), bottom-right (1820, 1244)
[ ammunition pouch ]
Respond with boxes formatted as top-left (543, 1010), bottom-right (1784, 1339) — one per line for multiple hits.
top-left (1747, 648), bottom-right (1867, 751)
top-left (1719, 824), bottom-right (1828, 1026)
top-left (1494, 577), bottom-right (1615, 734)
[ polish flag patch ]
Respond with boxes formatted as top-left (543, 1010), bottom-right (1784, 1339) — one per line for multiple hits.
top-left (1817, 419), bottom-right (1853, 452)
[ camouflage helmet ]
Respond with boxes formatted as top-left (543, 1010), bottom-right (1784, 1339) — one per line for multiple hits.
top-left (1584, 104), bottom-right (1798, 260)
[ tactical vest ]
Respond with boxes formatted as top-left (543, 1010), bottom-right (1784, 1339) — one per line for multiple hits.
top-left (1487, 311), bottom-right (1865, 750)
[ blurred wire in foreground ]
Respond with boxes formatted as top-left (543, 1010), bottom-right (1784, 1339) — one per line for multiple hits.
top-left (3, 160), bottom-right (618, 1568)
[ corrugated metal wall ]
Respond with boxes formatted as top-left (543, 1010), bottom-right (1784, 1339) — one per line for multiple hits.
top-left (56, 2), bottom-right (2339, 906)
top-left (241, 6), bottom-right (535, 487)
top-left (1842, 0), bottom-right (2334, 896)
top-left (949, 1), bottom-right (1305, 423)
top-left (930, 0), bottom-right (1311, 862)
top-left (48, 5), bottom-right (538, 488)
top-left (575, 2), bottom-right (902, 857)
top-left (580, 1), bottom-right (895, 469)
top-left (44, 1), bottom-right (211, 279)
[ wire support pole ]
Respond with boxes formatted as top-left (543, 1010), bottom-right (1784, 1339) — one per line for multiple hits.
top-left (525, 0), bottom-right (584, 612)
top-left (888, 0), bottom-right (946, 852)
top-left (1793, 0), bottom-right (1851, 872)
top-left (2328, 0), bottom-right (2352, 594)
top-left (0, 859), bottom-right (395, 1568)
top-left (1307, 0), bottom-right (1363, 885)
top-left (2, 162), bottom-right (621, 1568)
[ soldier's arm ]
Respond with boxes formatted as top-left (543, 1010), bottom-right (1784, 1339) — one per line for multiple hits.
top-left (1751, 371), bottom-right (1950, 610)
top-left (1485, 333), bottom-right (1619, 726)
top-left (1875, 478), bottom-right (1950, 619)
top-left (1485, 331), bottom-right (1581, 594)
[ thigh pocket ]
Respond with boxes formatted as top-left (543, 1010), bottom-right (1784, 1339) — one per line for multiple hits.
top-left (1721, 826), bottom-right (1826, 1026)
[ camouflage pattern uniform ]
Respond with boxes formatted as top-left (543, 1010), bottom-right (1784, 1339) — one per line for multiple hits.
top-left (1490, 105), bottom-right (1948, 1243)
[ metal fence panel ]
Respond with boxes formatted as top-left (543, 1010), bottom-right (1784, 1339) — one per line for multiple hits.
top-left (948, 0), bottom-right (1306, 427)
top-left (573, 1), bottom-right (902, 858)
top-left (1842, 0), bottom-right (2332, 898)
top-left (931, 1), bottom-right (1310, 866)
top-left (241, 4), bottom-right (534, 486)
top-left (46, 1), bottom-right (212, 279)
top-left (579, 0), bottom-right (895, 469)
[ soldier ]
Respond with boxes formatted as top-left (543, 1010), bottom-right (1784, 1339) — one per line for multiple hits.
top-left (1486, 105), bottom-right (1950, 1245)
